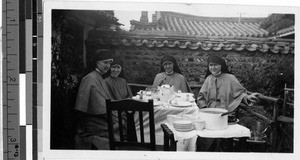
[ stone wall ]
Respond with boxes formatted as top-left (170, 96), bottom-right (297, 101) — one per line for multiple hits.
top-left (114, 46), bottom-right (294, 97)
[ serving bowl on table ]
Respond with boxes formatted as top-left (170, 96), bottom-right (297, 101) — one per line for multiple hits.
top-left (198, 108), bottom-right (229, 130)
top-left (173, 120), bottom-right (194, 132)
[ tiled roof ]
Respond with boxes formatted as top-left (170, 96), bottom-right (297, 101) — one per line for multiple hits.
top-left (276, 25), bottom-right (294, 38)
top-left (131, 12), bottom-right (269, 38)
top-left (87, 29), bottom-right (294, 54)
top-left (86, 12), bottom-right (294, 54)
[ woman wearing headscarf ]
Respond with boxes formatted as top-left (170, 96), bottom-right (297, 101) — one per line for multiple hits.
top-left (152, 55), bottom-right (192, 93)
top-left (104, 57), bottom-right (133, 141)
top-left (74, 49), bottom-right (115, 150)
top-left (195, 54), bottom-right (259, 152)
top-left (104, 57), bottom-right (133, 100)
top-left (197, 54), bottom-right (259, 112)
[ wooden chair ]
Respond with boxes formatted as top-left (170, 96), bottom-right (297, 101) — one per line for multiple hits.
top-left (161, 124), bottom-right (177, 151)
top-left (106, 99), bottom-right (156, 151)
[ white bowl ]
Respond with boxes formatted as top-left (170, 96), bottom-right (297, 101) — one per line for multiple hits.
top-left (194, 121), bottom-right (205, 131)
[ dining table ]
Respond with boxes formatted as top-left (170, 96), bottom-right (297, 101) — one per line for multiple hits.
top-left (132, 91), bottom-right (251, 151)
top-left (133, 93), bottom-right (199, 146)
top-left (165, 122), bottom-right (251, 151)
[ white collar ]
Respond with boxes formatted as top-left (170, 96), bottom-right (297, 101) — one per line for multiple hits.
top-left (165, 71), bottom-right (174, 75)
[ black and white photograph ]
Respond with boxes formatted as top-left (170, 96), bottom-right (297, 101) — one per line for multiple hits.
top-left (43, 0), bottom-right (298, 159)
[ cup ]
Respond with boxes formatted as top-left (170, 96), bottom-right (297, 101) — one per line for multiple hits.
top-left (251, 121), bottom-right (265, 141)
top-left (252, 131), bottom-right (261, 141)
top-left (194, 121), bottom-right (205, 131)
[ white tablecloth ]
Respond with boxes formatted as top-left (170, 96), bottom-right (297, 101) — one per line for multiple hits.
top-left (165, 123), bottom-right (251, 151)
top-left (134, 103), bottom-right (199, 145)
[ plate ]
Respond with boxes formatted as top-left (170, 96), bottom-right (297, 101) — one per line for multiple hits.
top-left (172, 101), bottom-right (193, 107)
top-left (174, 120), bottom-right (192, 124)
top-left (169, 98), bottom-right (193, 107)
top-left (174, 127), bottom-right (194, 132)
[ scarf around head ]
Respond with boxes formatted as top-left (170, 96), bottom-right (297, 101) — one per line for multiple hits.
top-left (160, 55), bottom-right (182, 75)
top-left (104, 56), bottom-right (125, 78)
top-left (205, 54), bottom-right (232, 78)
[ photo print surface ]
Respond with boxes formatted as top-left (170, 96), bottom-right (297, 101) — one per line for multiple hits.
top-left (43, 0), bottom-right (299, 159)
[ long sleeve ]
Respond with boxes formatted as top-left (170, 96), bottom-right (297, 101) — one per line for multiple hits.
top-left (105, 76), bottom-right (133, 100)
top-left (197, 73), bottom-right (247, 112)
top-left (197, 78), bottom-right (209, 108)
top-left (153, 72), bottom-right (191, 93)
top-left (75, 71), bottom-right (111, 115)
top-left (152, 73), bottom-right (167, 87)
top-left (75, 76), bottom-right (91, 113)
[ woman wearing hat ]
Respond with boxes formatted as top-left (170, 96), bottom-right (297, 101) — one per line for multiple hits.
top-left (152, 55), bottom-right (192, 93)
top-left (104, 57), bottom-right (133, 140)
top-left (74, 49), bottom-right (114, 150)
top-left (195, 54), bottom-right (259, 152)
top-left (104, 57), bottom-right (133, 100)
top-left (197, 54), bottom-right (259, 112)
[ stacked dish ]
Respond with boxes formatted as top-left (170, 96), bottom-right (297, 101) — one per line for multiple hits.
top-left (173, 120), bottom-right (194, 132)
top-left (169, 97), bottom-right (193, 107)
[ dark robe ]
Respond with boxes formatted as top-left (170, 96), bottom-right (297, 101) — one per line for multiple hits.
top-left (196, 73), bottom-right (248, 151)
top-left (104, 76), bottom-right (133, 100)
top-left (74, 70), bottom-right (113, 150)
top-left (153, 72), bottom-right (192, 93)
top-left (197, 73), bottom-right (247, 112)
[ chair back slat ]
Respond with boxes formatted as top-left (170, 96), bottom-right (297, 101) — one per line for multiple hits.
top-left (106, 104), bottom-right (115, 150)
top-left (117, 111), bottom-right (124, 141)
top-left (106, 99), bottom-right (156, 151)
top-left (148, 106), bottom-right (156, 150)
top-left (139, 111), bottom-right (145, 142)
top-left (126, 111), bottom-right (137, 142)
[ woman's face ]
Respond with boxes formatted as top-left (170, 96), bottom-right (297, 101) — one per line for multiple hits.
top-left (209, 62), bottom-right (222, 75)
top-left (163, 61), bottom-right (174, 73)
top-left (96, 59), bottom-right (113, 74)
top-left (110, 64), bottom-right (122, 77)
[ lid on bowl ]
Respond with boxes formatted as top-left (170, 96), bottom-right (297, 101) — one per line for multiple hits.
top-left (174, 120), bottom-right (192, 124)
top-left (199, 108), bottom-right (228, 114)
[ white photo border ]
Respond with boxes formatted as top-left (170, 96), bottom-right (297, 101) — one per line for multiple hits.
top-left (43, 0), bottom-right (300, 159)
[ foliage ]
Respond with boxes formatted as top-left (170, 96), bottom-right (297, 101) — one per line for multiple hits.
top-left (51, 10), bottom-right (122, 149)
top-left (52, 10), bottom-right (122, 96)
top-left (229, 54), bottom-right (294, 97)
top-left (259, 14), bottom-right (295, 34)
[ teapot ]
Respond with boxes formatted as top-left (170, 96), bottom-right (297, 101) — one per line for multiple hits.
top-left (158, 84), bottom-right (175, 102)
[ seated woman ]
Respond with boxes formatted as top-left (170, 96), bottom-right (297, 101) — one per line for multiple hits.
top-left (104, 57), bottom-right (133, 140)
top-left (104, 57), bottom-right (133, 100)
top-left (152, 55), bottom-right (192, 93)
top-left (197, 54), bottom-right (259, 112)
top-left (196, 54), bottom-right (259, 152)
top-left (74, 49), bottom-right (114, 150)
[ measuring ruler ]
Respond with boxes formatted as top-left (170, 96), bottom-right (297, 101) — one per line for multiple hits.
top-left (3, 0), bottom-right (41, 159)
top-left (3, 0), bottom-right (21, 159)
